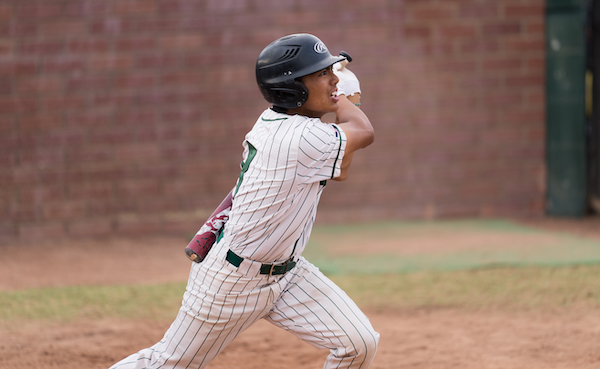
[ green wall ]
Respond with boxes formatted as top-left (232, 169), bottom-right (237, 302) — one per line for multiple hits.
top-left (546, 0), bottom-right (588, 216)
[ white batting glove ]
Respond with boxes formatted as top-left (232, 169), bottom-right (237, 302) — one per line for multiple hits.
top-left (333, 62), bottom-right (361, 97)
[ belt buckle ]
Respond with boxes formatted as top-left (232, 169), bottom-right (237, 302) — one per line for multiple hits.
top-left (265, 257), bottom-right (294, 276)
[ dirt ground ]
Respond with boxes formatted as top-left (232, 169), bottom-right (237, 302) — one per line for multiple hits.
top-left (2, 216), bottom-right (600, 369)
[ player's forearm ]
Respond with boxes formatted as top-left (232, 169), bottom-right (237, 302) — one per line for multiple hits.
top-left (346, 93), bottom-right (361, 106)
top-left (336, 95), bottom-right (374, 152)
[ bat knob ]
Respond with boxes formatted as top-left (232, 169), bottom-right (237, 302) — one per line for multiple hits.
top-left (185, 248), bottom-right (202, 263)
top-left (340, 50), bottom-right (352, 62)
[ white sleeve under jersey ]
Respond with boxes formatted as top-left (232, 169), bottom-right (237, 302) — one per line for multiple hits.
top-left (222, 108), bottom-right (347, 263)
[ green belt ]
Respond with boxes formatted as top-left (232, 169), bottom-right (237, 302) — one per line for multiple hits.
top-left (226, 249), bottom-right (297, 276)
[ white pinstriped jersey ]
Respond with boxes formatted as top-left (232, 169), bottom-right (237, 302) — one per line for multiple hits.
top-left (222, 108), bottom-right (347, 263)
top-left (109, 110), bottom-right (379, 369)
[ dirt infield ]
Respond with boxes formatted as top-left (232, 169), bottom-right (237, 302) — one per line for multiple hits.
top-left (2, 216), bottom-right (600, 369)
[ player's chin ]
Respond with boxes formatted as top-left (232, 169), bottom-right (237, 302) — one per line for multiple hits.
top-left (329, 96), bottom-right (340, 111)
top-left (330, 103), bottom-right (340, 114)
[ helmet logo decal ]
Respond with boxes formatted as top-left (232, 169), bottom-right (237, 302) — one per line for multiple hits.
top-left (314, 41), bottom-right (328, 54)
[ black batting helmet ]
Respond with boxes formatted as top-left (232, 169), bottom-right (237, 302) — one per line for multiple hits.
top-left (256, 33), bottom-right (345, 109)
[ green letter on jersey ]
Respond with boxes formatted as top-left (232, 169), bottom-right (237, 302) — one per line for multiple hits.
top-left (234, 142), bottom-right (257, 196)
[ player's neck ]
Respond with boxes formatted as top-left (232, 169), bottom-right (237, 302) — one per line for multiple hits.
top-left (271, 106), bottom-right (289, 114)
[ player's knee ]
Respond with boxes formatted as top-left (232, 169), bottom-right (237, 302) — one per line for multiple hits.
top-left (359, 328), bottom-right (380, 363)
top-left (340, 326), bottom-right (380, 365)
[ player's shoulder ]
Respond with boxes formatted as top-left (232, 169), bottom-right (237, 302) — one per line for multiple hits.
top-left (259, 108), bottom-right (312, 123)
top-left (257, 108), bottom-right (341, 136)
top-left (259, 108), bottom-right (290, 122)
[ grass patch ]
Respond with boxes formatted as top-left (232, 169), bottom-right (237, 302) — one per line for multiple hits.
top-left (305, 219), bottom-right (600, 275)
top-left (331, 264), bottom-right (600, 311)
top-left (1, 265), bottom-right (599, 324)
top-left (0, 282), bottom-right (186, 323)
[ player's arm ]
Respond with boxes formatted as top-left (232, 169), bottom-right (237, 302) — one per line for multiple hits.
top-left (332, 65), bottom-right (374, 181)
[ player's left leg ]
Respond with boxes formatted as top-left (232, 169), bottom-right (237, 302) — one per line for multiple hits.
top-left (265, 257), bottom-right (380, 369)
top-left (108, 245), bottom-right (277, 369)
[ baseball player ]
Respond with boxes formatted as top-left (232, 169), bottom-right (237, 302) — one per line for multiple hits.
top-left (109, 33), bottom-right (378, 369)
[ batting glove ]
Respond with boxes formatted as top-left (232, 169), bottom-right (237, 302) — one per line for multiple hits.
top-left (333, 62), bottom-right (361, 97)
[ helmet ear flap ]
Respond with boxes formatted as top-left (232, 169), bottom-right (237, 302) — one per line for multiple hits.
top-left (266, 81), bottom-right (309, 109)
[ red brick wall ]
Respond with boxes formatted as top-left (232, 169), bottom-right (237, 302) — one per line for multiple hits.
top-left (0, 0), bottom-right (546, 243)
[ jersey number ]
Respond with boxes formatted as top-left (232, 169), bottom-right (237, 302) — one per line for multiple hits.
top-left (234, 142), bottom-right (257, 196)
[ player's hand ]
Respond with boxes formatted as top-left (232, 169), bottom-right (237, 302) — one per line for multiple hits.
top-left (333, 62), bottom-right (361, 97)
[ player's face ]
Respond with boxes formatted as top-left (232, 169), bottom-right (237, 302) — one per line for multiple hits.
top-left (293, 66), bottom-right (340, 118)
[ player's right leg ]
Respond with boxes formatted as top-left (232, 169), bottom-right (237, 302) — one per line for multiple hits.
top-left (108, 246), bottom-right (276, 369)
top-left (265, 257), bottom-right (380, 369)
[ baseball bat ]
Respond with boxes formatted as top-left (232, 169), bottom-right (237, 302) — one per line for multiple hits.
top-left (185, 190), bottom-right (233, 263)
top-left (340, 50), bottom-right (352, 63)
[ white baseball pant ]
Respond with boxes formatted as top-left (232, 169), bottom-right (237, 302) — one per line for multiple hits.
top-left (109, 245), bottom-right (379, 369)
